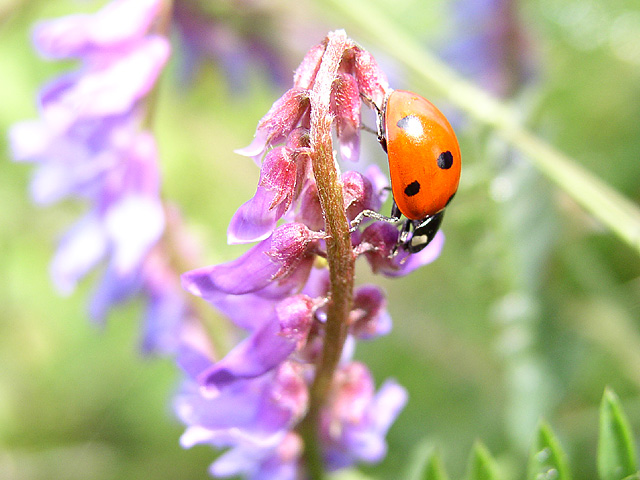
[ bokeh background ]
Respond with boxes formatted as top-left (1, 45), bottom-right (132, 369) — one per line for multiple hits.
top-left (1, 0), bottom-right (640, 479)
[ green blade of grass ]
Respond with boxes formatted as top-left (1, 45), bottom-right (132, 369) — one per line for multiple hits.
top-left (527, 420), bottom-right (571, 480)
top-left (598, 388), bottom-right (638, 480)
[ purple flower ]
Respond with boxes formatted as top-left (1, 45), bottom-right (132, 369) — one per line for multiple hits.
top-left (182, 223), bottom-right (323, 300)
top-left (228, 132), bottom-right (311, 244)
top-left (234, 88), bottom-right (311, 164)
top-left (197, 295), bottom-right (314, 392)
top-left (357, 222), bottom-right (445, 277)
top-left (177, 32), bottom-right (441, 478)
top-left (350, 285), bottom-right (393, 339)
top-left (321, 362), bottom-right (408, 470)
top-left (175, 359), bottom-right (308, 479)
top-left (8, 0), bottom-right (194, 355)
top-left (32, 0), bottom-right (162, 58)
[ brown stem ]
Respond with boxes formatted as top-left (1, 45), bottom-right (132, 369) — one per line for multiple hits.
top-left (297, 30), bottom-right (356, 480)
top-left (144, 0), bottom-right (233, 357)
top-left (159, 203), bottom-right (234, 357)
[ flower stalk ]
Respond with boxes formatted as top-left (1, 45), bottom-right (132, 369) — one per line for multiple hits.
top-left (299, 30), bottom-right (356, 479)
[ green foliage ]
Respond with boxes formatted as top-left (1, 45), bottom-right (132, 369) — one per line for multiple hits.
top-left (465, 442), bottom-right (501, 480)
top-left (402, 443), bottom-right (450, 480)
top-left (599, 388), bottom-right (638, 480)
top-left (527, 421), bottom-right (571, 480)
top-left (422, 450), bottom-right (450, 480)
top-left (410, 388), bottom-right (639, 480)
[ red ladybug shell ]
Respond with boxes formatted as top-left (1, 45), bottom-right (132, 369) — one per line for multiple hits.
top-left (384, 90), bottom-right (461, 221)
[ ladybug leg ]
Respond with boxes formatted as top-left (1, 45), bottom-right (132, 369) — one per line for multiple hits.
top-left (390, 200), bottom-right (401, 219)
top-left (376, 108), bottom-right (387, 152)
top-left (349, 209), bottom-right (401, 233)
top-left (395, 219), bottom-right (413, 253)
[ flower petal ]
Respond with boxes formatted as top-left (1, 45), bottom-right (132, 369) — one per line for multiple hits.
top-left (104, 194), bottom-right (165, 276)
top-left (227, 186), bottom-right (284, 244)
top-left (332, 73), bottom-right (361, 163)
top-left (350, 285), bottom-right (392, 339)
top-left (89, 265), bottom-right (143, 322)
top-left (276, 294), bottom-right (314, 342)
top-left (141, 290), bottom-right (187, 354)
top-left (369, 380), bottom-right (409, 436)
top-left (236, 88), bottom-right (310, 163)
top-left (176, 364), bottom-right (303, 437)
top-left (227, 147), bottom-right (296, 244)
top-left (363, 164), bottom-right (390, 202)
top-left (345, 380), bottom-right (408, 464)
top-left (199, 319), bottom-right (297, 390)
top-left (383, 230), bottom-right (445, 278)
top-left (183, 223), bottom-right (318, 298)
top-left (293, 41), bottom-right (326, 89)
top-left (342, 171), bottom-right (380, 221)
top-left (359, 223), bottom-right (444, 277)
top-left (354, 48), bottom-right (390, 109)
top-left (50, 212), bottom-right (108, 294)
top-left (41, 36), bottom-right (170, 121)
top-left (8, 120), bottom-right (55, 162)
top-left (33, 0), bottom-right (162, 58)
top-left (206, 291), bottom-right (279, 331)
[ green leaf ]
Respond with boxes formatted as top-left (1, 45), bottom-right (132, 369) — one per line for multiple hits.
top-left (598, 388), bottom-right (638, 480)
top-left (622, 474), bottom-right (640, 480)
top-left (527, 420), bottom-right (571, 480)
top-left (466, 441), bottom-right (501, 480)
top-left (421, 450), bottom-right (450, 480)
top-left (403, 441), bottom-right (450, 480)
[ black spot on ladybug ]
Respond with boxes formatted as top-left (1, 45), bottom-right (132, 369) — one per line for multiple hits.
top-left (404, 181), bottom-right (420, 197)
top-left (437, 151), bottom-right (453, 169)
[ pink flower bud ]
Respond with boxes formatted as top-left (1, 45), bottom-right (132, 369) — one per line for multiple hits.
top-left (235, 88), bottom-right (310, 163)
top-left (354, 48), bottom-right (390, 108)
top-left (293, 40), bottom-right (327, 89)
top-left (331, 73), bottom-right (361, 162)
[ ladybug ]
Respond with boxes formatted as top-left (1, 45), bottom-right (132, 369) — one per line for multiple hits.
top-left (377, 90), bottom-right (461, 253)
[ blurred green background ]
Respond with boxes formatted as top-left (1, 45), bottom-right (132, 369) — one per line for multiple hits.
top-left (1, 0), bottom-right (639, 479)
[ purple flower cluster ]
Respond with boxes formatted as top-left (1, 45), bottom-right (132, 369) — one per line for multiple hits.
top-left (176, 33), bottom-right (444, 478)
top-left (8, 0), bottom-right (189, 352)
top-left (10, 1), bottom-right (450, 477)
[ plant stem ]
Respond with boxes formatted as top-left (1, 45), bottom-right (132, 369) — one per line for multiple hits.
top-left (298, 30), bottom-right (356, 480)
top-left (160, 203), bottom-right (233, 357)
top-left (323, 0), bottom-right (640, 256)
top-left (146, 0), bottom-right (233, 358)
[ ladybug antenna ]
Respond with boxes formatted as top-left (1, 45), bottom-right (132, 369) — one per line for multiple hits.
top-left (359, 92), bottom-right (387, 151)
top-left (358, 92), bottom-right (380, 113)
